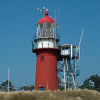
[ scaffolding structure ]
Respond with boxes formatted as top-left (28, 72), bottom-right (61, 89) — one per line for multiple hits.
top-left (57, 44), bottom-right (80, 91)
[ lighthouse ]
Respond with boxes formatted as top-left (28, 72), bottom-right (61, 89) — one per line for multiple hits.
top-left (32, 11), bottom-right (60, 91)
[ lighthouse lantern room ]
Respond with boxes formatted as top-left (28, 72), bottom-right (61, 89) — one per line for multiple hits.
top-left (34, 11), bottom-right (60, 49)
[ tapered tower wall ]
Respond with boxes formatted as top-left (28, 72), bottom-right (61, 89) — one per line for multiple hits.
top-left (33, 48), bottom-right (59, 91)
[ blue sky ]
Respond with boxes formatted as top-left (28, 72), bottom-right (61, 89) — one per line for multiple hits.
top-left (0, 0), bottom-right (100, 87)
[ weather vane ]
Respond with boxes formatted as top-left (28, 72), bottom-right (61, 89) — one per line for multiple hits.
top-left (37, 7), bottom-right (48, 17)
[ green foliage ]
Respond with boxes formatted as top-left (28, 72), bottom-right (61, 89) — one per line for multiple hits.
top-left (0, 80), bottom-right (15, 91)
top-left (0, 80), bottom-right (35, 92)
top-left (80, 74), bottom-right (100, 91)
top-left (19, 85), bottom-right (35, 91)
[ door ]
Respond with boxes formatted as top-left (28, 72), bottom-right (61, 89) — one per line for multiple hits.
top-left (39, 87), bottom-right (45, 91)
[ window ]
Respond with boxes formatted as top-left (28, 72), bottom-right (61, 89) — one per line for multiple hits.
top-left (65, 47), bottom-right (69, 49)
top-left (41, 56), bottom-right (44, 61)
top-left (37, 23), bottom-right (55, 38)
top-left (48, 42), bottom-right (49, 47)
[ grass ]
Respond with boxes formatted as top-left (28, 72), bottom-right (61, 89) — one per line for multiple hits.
top-left (0, 89), bottom-right (100, 100)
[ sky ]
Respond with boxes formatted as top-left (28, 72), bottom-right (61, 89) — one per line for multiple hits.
top-left (0, 0), bottom-right (100, 87)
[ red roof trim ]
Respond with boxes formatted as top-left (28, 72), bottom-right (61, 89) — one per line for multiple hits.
top-left (37, 16), bottom-right (55, 24)
top-left (37, 12), bottom-right (55, 24)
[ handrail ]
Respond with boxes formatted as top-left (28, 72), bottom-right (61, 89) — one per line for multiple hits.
top-left (33, 33), bottom-right (60, 42)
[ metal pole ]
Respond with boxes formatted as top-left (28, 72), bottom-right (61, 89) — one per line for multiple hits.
top-left (58, 5), bottom-right (59, 30)
top-left (8, 68), bottom-right (9, 93)
top-left (71, 44), bottom-right (73, 59)
top-left (66, 59), bottom-right (68, 72)
top-left (72, 73), bottom-right (76, 89)
top-left (64, 65), bottom-right (66, 91)
top-left (37, 27), bottom-right (38, 38)
top-left (66, 59), bottom-right (68, 89)
top-left (75, 60), bottom-right (76, 83)
top-left (78, 29), bottom-right (84, 47)
top-left (47, 82), bottom-right (48, 91)
top-left (63, 58), bottom-right (66, 92)
top-left (75, 53), bottom-right (76, 84)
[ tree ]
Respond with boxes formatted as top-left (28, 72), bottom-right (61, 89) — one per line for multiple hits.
top-left (80, 74), bottom-right (100, 91)
top-left (0, 80), bottom-right (15, 91)
top-left (19, 85), bottom-right (35, 91)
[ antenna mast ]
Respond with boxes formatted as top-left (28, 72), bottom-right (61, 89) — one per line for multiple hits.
top-left (74, 29), bottom-right (84, 89)
top-left (55, 8), bottom-right (56, 22)
top-left (78, 28), bottom-right (84, 60)
top-left (58, 5), bottom-right (59, 30)
top-left (78, 29), bottom-right (84, 48)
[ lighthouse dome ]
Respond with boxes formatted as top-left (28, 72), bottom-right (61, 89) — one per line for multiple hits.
top-left (37, 12), bottom-right (55, 24)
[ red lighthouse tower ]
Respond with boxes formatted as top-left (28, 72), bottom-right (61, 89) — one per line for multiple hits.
top-left (32, 11), bottom-right (60, 91)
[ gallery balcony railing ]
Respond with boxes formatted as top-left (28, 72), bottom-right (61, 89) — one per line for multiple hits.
top-left (33, 33), bottom-right (60, 42)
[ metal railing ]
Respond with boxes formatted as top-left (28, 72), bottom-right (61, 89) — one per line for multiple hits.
top-left (33, 33), bottom-right (60, 42)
